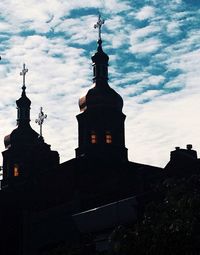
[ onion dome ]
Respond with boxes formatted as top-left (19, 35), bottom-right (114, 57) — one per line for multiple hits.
top-left (4, 85), bottom-right (41, 149)
top-left (79, 39), bottom-right (123, 112)
top-left (16, 86), bottom-right (31, 126)
top-left (4, 126), bottom-right (42, 149)
top-left (16, 87), bottom-right (31, 109)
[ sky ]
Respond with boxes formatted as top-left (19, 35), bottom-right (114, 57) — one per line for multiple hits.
top-left (0, 0), bottom-right (200, 168)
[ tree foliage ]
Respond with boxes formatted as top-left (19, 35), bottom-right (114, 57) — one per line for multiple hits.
top-left (110, 175), bottom-right (200, 254)
top-left (44, 175), bottom-right (200, 254)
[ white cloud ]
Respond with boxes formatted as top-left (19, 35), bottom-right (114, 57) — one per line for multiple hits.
top-left (141, 75), bottom-right (165, 86)
top-left (100, 0), bottom-right (131, 13)
top-left (136, 6), bottom-right (155, 20)
top-left (130, 37), bottom-right (162, 54)
top-left (125, 90), bottom-right (200, 167)
top-left (106, 15), bottom-right (126, 31)
top-left (117, 75), bottom-right (165, 99)
top-left (164, 76), bottom-right (185, 89)
top-left (129, 24), bottom-right (162, 54)
top-left (58, 15), bottom-right (98, 45)
top-left (166, 21), bottom-right (181, 36)
top-left (136, 90), bottom-right (162, 103)
top-left (0, 22), bottom-right (13, 33)
top-left (174, 0), bottom-right (182, 4)
top-left (132, 25), bottom-right (160, 39)
top-left (0, 0), bottom-right (131, 35)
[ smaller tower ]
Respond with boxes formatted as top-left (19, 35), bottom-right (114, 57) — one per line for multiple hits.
top-left (164, 144), bottom-right (199, 176)
top-left (1, 64), bottom-right (59, 189)
top-left (76, 15), bottom-right (128, 161)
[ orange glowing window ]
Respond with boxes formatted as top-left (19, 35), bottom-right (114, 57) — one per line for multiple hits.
top-left (106, 132), bottom-right (112, 144)
top-left (14, 164), bottom-right (19, 177)
top-left (91, 132), bottom-right (97, 144)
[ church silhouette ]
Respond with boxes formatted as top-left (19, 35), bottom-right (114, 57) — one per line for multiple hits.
top-left (0, 16), bottom-right (199, 255)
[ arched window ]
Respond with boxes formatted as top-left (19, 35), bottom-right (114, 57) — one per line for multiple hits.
top-left (91, 131), bottom-right (97, 144)
top-left (13, 164), bottom-right (19, 177)
top-left (105, 131), bottom-right (112, 144)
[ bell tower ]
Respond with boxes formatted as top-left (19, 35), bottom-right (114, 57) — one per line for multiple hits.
top-left (1, 64), bottom-right (59, 189)
top-left (76, 15), bottom-right (128, 161)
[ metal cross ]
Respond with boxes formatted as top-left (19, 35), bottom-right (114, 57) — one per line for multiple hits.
top-left (94, 13), bottom-right (105, 40)
top-left (35, 107), bottom-right (47, 137)
top-left (20, 63), bottom-right (28, 89)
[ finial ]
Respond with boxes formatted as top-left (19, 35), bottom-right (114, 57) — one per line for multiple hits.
top-left (35, 107), bottom-right (47, 137)
top-left (20, 63), bottom-right (28, 94)
top-left (94, 13), bottom-right (105, 41)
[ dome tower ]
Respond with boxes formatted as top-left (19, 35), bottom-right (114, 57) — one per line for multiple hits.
top-left (76, 15), bottom-right (128, 161)
top-left (1, 64), bottom-right (59, 189)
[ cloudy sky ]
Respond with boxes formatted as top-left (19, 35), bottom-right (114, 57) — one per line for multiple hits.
top-left (0, 0), bottom-right (200, 168)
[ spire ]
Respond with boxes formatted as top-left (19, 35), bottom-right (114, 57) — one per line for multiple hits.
top-left (16, 64), bottom-right (31, 126)
top-left (92, 13), bottom-right (109, 85)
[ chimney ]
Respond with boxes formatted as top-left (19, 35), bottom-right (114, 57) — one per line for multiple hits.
top-left (187, 144), bottom-right (192, 150)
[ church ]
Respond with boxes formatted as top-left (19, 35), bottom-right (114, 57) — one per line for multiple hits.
top-left (0, 16), bottom-right (199, 255)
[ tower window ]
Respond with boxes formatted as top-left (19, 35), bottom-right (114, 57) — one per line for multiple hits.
top-left (105, 132), bottom-right (112, 144)
top-left (91, 132), bottom-right (97, 144)
top-left (14, 164), bottom-right (19, 177)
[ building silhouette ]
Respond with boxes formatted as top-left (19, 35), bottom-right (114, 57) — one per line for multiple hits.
top-left (0, 23), bottom-right (199, 255)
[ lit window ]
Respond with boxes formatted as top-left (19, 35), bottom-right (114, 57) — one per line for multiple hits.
top-left (14, 164), bottom-right (19, 177)
top-left (91, 132), bottom-right (97, 144)
top-left (106, 132), bottom-right (112, 144)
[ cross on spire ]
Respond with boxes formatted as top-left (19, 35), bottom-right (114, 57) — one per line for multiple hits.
top-left (20, 63), bottom-right (28, 92)
top-left (94, 13), bottom-right (105, 40)
top-left (35, 107), bottom-right (47, 137)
